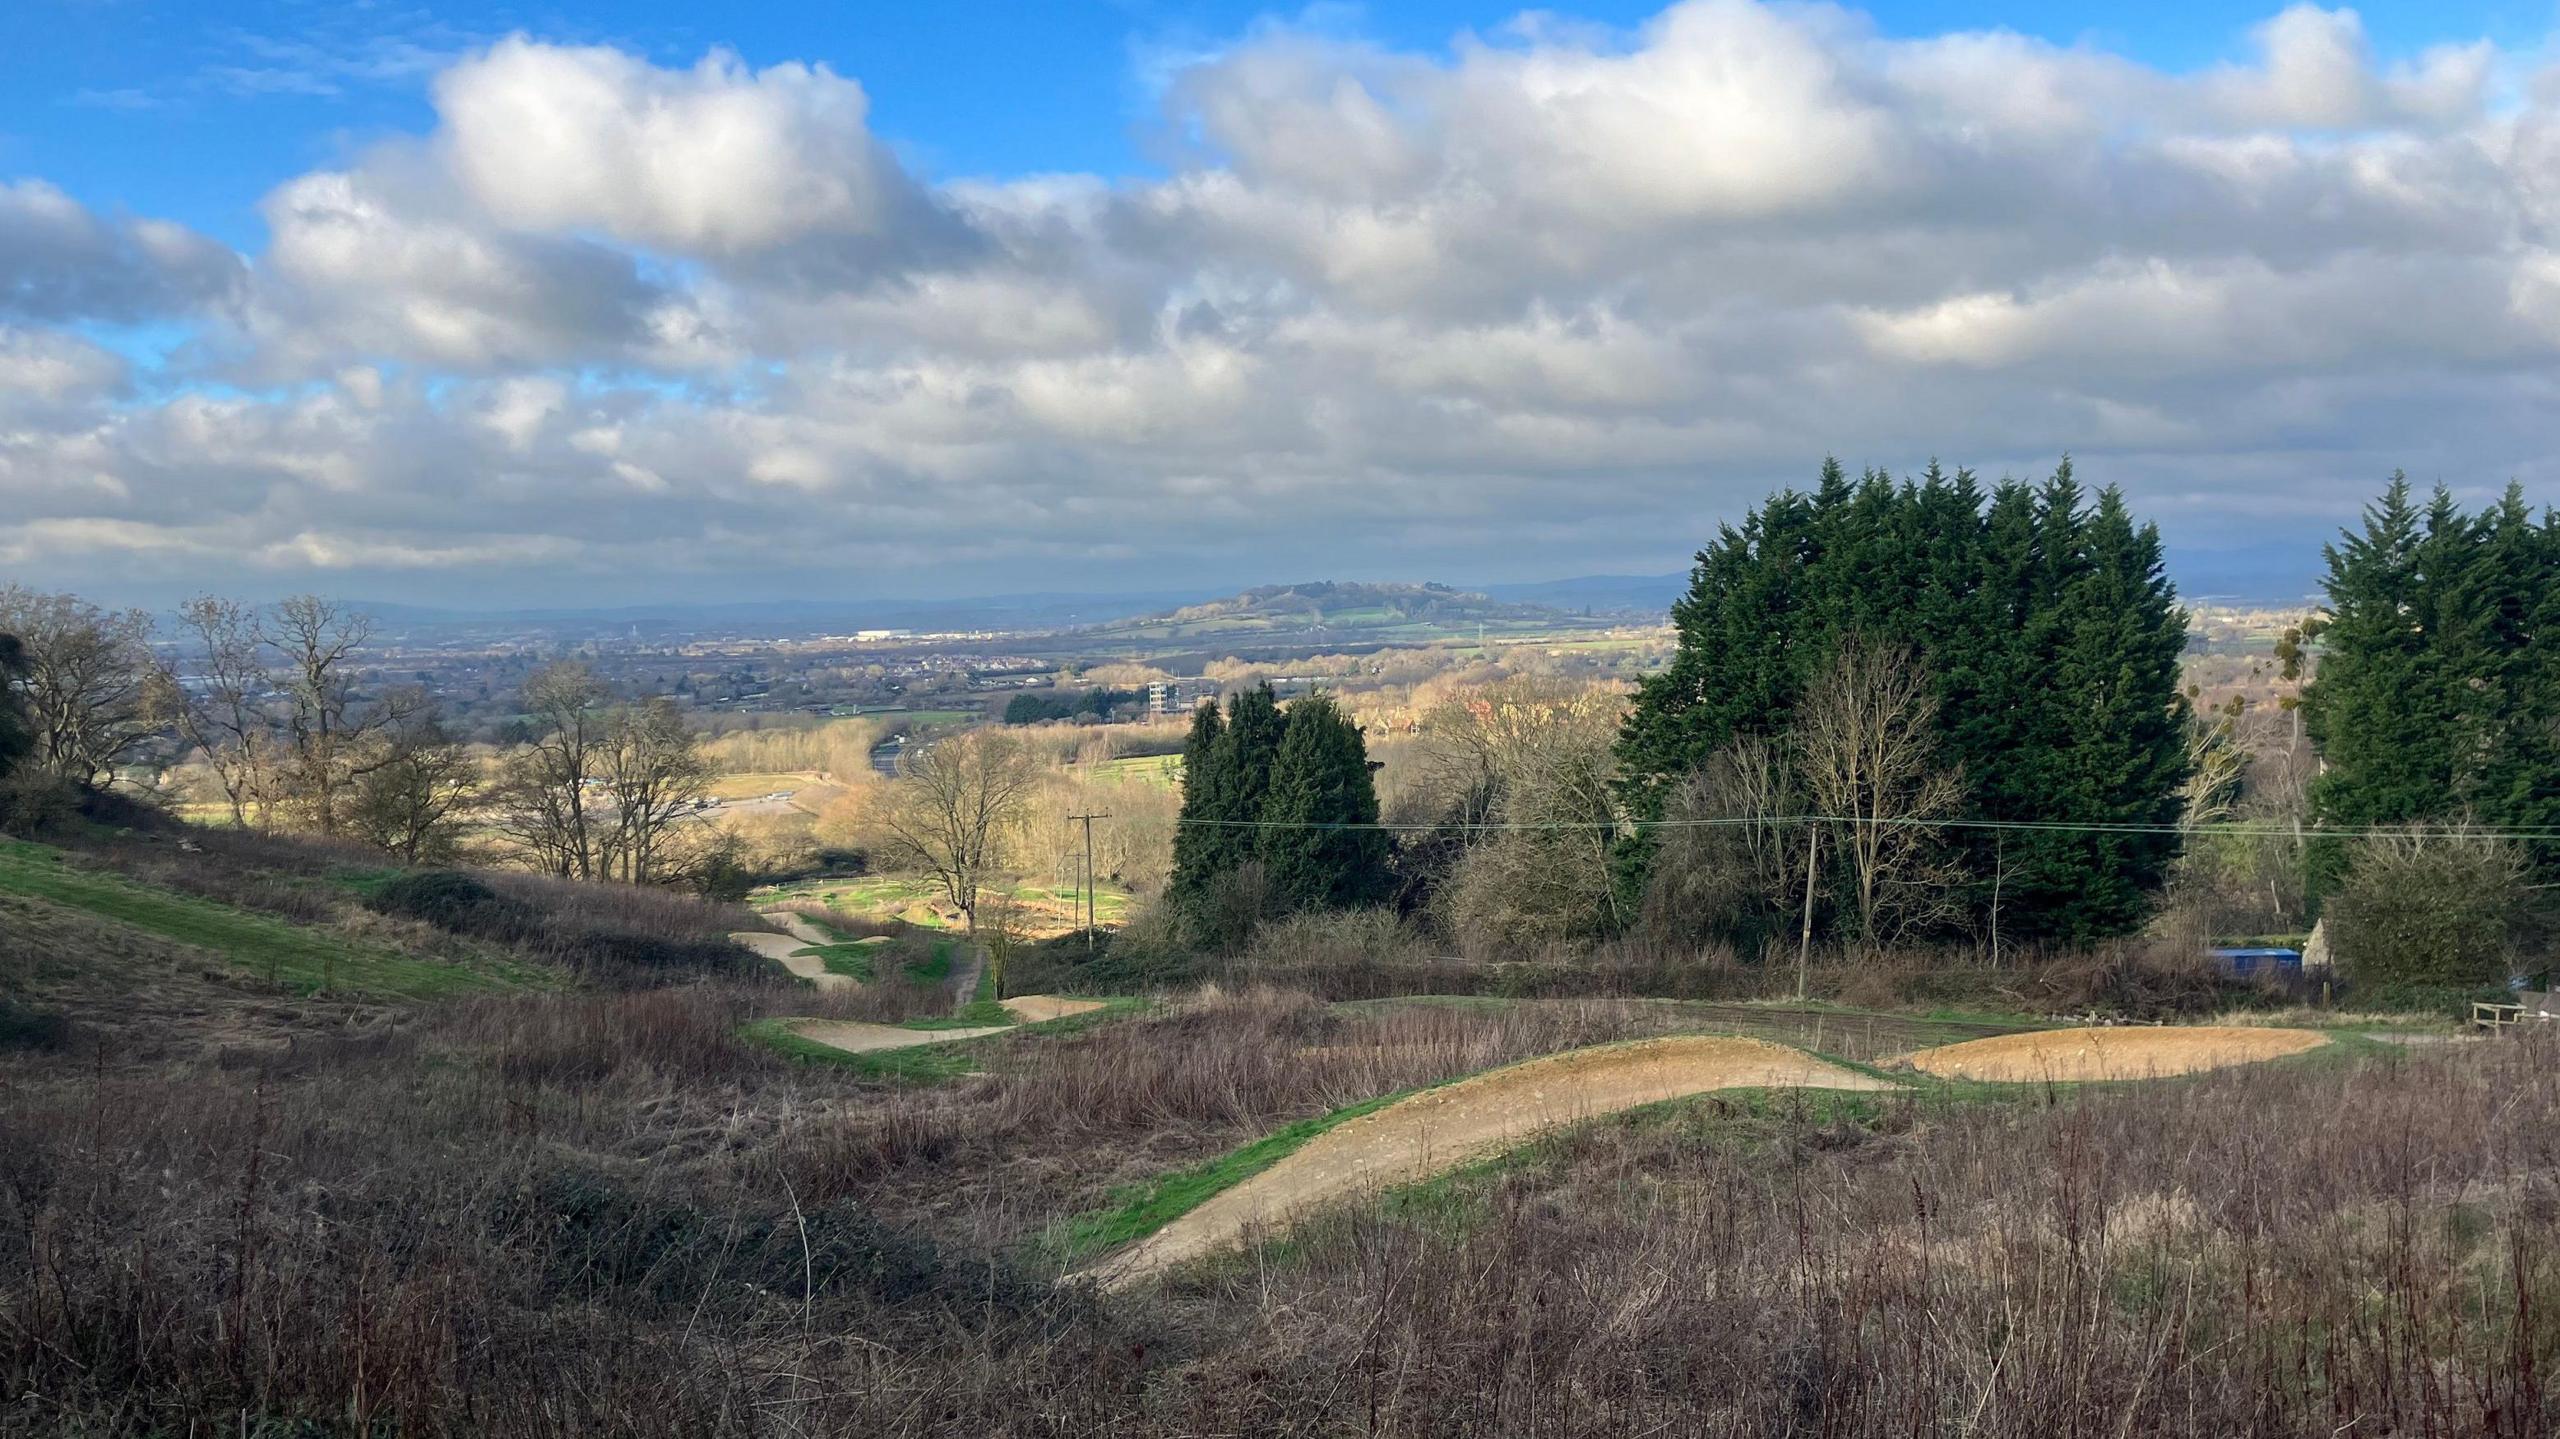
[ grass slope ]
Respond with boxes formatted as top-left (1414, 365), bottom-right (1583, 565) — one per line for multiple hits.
top-left (0, 838), bottom-right (528, 999)
top-left (791, 942), bottom-right (878, 981)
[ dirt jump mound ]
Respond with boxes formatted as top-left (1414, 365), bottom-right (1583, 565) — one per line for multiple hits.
top-left (1002, 995), bottom-right (1105, 1023)
top-left (729, 930), bottom-right (860, 992)
top-left (1901, 1025), bottom-right (2327, 1082)
top-left (1084, 1035), bottom-right (1894, 1289)
top-left (786, 1018), bottom-right (1012, 1054)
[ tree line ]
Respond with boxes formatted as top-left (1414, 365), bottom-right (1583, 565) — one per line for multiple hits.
top-left (1156, 461), bottom-right (2550, 985)
top-left (0, 588), bottom-right (724, 887)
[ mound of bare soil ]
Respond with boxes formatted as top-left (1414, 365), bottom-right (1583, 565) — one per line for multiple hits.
top-left (1087, 1034), bottom-right (1894, 1287)
top-left (1900, 1025), bottom-right (2327, 1082)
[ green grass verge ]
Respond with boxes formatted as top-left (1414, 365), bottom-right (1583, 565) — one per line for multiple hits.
top-left (790, 943), bottom-right (877, 981)
top-left (0, 838), bottom-right (529, 999)
top-left (905, 940), bottom-right (954, 984)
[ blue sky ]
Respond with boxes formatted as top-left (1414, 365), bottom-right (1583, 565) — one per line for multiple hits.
top-left (11, 1), bottom-right (2541, 247)
top-left (4, 0), bottom-right (2558, 607)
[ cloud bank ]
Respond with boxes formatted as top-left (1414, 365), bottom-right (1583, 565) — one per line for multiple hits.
top-left (3, 2), bottom-right (2556, 602)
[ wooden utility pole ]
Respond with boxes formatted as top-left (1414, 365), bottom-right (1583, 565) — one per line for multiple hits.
top-left (1068, 811), bottom-right (1109, 950)
top-left (1796, 822), bottom-right (1821, 1001)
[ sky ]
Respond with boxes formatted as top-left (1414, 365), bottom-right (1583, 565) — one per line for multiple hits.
top-left (5, 0), bottom-right (2560, 608)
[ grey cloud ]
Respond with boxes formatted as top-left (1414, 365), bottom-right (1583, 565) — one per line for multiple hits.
top-left (0, 181), bottom-right (242, 323)
top-left (10, 3), bottom-right (2560, 604)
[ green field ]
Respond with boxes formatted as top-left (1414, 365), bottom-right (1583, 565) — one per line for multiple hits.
top-left (0, 839), bottom-right (531, 999)
top-left (753, 872), bottom-right (1133, 936)
top-left (1086, 754), bottom-right (1183, 789)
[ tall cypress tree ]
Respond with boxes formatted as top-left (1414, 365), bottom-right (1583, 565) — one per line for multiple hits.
top-left (1258, 695), bottom-right (1390, 910)
top-left (2302, 477), bottom-right (2439, 887)
top-left (2305, 477), bottom-right (2560, 883)
top-left (1167, 699), bottom-right (1230, 909)
top-left (1619, 458), bottom-right (2193, 945)
top-left (1169, 683), bottom-right (1292, 914)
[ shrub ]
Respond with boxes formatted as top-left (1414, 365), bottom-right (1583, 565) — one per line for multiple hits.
top-left (0, 996), bottom-right (70, 1052)
top-left (367, 869), bottom-right (535, 935)
top-left (2328, 829), bottom-right (2525, 992)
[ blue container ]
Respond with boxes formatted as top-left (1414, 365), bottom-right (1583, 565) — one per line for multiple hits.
top-left (2207, 946), bottom-right (2303, 977)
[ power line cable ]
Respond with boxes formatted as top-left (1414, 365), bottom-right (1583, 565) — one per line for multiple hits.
top-left (1169, 813), bottom-right (2560, 840)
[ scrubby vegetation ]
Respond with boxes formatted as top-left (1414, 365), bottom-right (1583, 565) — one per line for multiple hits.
top-left (2, 471), bottom-right (2554, 1433)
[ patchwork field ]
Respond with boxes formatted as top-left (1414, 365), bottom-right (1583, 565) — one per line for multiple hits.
top-left (752, 873), bottom-right (1132, 936)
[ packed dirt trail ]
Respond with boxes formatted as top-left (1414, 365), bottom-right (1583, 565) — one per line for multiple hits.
top-left (1084, 1036), bottom-right (1895, 1290)
top-left (1899, 1025), bottom-right (2329, 1081)
top-left (1002, 994), bottom-right (1106, 1023)
top-left (787, 1018), bottom-right (1014, 1053)
top-left (728, 926), bottom-right (862, 992)
top-left (781, 995), bottom-right (1106, 1057)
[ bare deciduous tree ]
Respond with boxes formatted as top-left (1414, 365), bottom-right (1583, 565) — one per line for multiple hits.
top-left (1643, 735), bottom-right (1810, 957)
top-left (0, 586), bottom-right (157, 788)
top-left (495, 663), bottom-right (612, 878)
top-left (2179, 696), bottom-right (2250, 834)
top-left (1433, 683), bottom-right (1628, 954)
top-left (167, 595), bottom-right (278, 827)
top-left (873, 730), bottom-right (1041, 931)
top-left (597, 698), bottom-right (711, 886)
top-left (1793, 636), bottom-right (1966, 949)
top-left (267, 596), bottom-right (418, 834)
top-left (344, 708), bottom-right (481, 864)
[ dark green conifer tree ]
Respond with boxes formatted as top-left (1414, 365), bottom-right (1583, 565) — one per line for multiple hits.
top-left (0, 633), bottom-right (30, 782)
top-left (1166, 699), bottom-right (1230, 910)
top-left (2304, 476), bottom-right (2560, 883)
top-left (1619, 457), bottom-right (2193, 945)
top-left (1257, 695), bottom-right (1390, 910)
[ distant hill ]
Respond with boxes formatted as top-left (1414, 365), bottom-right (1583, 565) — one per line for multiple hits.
top-left (1474, 574), bottom-right (1685, 616)
top-left (1082, 580), bottom-right (1608, 644)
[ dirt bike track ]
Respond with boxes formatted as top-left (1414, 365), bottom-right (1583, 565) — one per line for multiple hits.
top-left (1083, 1024), bottom-right (2336, 1289)
top-left (1897, 1025), bottom-right (2328, 1081)
top-left (1085, 1035), bottom-right (1896, 1289)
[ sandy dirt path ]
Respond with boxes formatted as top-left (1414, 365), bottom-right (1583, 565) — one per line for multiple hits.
top-left (1002, 995), bottom-right (1106, 1023)
top-left (728, 930), bottom-right (860, 992)
top-left (777, 994), bottom-right (1106, 1059)
top-left (1085, 1035), bottom-right (1894, 1289)
top-left (767, 913), bottom-right (835, 946)
top-left (1899, 1025), bottom-right (2328, 1081)
top-left (787, 1018), bottom-right (1014, 1053)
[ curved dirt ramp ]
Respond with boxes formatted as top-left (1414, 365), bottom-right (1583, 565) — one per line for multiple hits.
top-left (767, 912), bottom-right (837, 946)
top-left (1900, 1025), bottom-right (2327, 1082)
top-left (1003, 994), bottom-right (1106, 1023)
top-left (787, 1018), bottom-right (1012, 1054)
top-left (1084, 1035), bottom-right (1894, 1290)
top-left (729, 930), bottom-right (859, 993)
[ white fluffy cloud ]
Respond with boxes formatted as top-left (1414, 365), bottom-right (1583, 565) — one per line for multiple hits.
top-left (7, 4), bottom-right (2560, 601)
top-left (433, 39), bottom-right (939, 256)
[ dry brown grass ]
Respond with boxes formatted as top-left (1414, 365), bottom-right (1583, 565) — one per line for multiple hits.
top-left (10, 879), bottom-right (2560, 1438)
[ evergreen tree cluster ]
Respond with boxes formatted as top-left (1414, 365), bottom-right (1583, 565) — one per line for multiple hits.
top-left (1618, 459), bottom-right (2192, 943)
top-left (1169, 684), bottom-right (1391, 921)
top-left (2301, 476), bottom-right (2560, 881)
top-left (1002, 687), bottom-right (1137, 725)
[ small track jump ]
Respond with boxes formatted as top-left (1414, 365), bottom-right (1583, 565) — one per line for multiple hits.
top-left (1085, 1035), bottom-right (1892, 1289)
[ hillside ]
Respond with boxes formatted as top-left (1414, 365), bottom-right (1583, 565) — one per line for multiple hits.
top-left (1081, 580), bottom-right (1610, 643)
